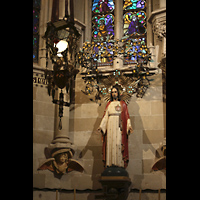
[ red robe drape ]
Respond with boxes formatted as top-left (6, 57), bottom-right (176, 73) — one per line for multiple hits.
top-left (101, 100), bottom-right (130, 168)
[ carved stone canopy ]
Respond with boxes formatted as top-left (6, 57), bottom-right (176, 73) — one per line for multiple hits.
top-left (153, 20), bottom-right (166, 39)
top-left (148, 8), bottom-right (166, 40)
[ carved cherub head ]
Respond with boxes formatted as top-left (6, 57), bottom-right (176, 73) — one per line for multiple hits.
top-left (55, 152), bottom-right (68, 164)
top-left (38, 148), bottom-right (84, 175)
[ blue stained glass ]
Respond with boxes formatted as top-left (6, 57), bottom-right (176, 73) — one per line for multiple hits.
top-left (33, 0), bottom-right (41, 7)
top-left (33, 0), bottom-right (41, 63)
top-left (92, 0), bottom-right (115, 13)
top-left (33, 15), bottom-right (39, 33)
top-left (92, 0), bottom-right (115, 66)
top-left (123, 11), bottom-right (146, 37)
top-left (142, 49), bottom-right (146, 53)
top-left (92, 14), bottom-right (114, 41)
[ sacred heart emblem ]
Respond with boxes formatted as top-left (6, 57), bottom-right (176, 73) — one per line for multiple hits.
top-left (115, 105), bottom-right (121, 112)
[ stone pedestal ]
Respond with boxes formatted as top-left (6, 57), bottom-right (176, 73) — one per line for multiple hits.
top-left (95, 166), bottom-right (132, 200)
top-left (44, 90), bottom-right (76, 158)
top-left (38, 92), bottom-right (84, 176)
top-left (45, 136), bottom-right (76, 159)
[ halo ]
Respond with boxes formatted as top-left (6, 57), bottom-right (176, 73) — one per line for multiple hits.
top-left (108, 83), bottom-right (126, 96)
top-left (98, 17), bottom-right (106, 25)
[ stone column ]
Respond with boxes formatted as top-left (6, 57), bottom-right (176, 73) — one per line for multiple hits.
top-left (59, 0), bottom-right (65, 19)
top-left (146, 0), bottom-right (153, 47)
top-left (85, 0), bottom-right (92, 42)
top-left (45, 88), bottom-right (76, 158)
top-left (159, 0), bottom-right (166, 8)
top-left (162, 36), bottom-right (166, 57)
top-left (44, 0), bottom-right (77, 156)
top-left (113, 0), bottom-right (123, 69)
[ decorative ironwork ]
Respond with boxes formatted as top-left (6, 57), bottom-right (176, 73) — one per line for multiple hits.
top-left (78, 37), bottom-right (157, 105)
top-left (42, 0), bottom-right (81, 129)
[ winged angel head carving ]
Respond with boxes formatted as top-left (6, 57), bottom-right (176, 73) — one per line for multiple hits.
top-left (37, 148), bottom-right (84, 175)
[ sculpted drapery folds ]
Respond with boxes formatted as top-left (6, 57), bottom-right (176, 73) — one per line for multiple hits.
top-left (98, 86), bottom-right (133, 168)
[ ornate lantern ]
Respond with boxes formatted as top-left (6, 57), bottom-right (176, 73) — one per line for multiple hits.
top-left (43, 0), bottom-right (81, 129)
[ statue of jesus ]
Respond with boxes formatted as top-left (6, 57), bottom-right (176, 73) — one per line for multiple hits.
top-left (97, 85), bottom-right (133, 168)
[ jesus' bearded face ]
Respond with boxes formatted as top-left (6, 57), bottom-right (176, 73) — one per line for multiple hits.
top-left (111, 88), bottom-right (118, 100)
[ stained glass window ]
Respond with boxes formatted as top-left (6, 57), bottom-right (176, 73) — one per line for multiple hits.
top-left (124, 11), bottom-right (146, 37)
top-left (92, 14), bottom-right (114, 41)
top-left (92, 0), bottom-right (115, 66)
top-left (33, 0), bottom-right (41, 63)
top-left (92, 0), bottom-right (115, 13)
top-left (123, 0), bottom-right (146, 64)
top-left (123, 0), bottom-right (146, 10)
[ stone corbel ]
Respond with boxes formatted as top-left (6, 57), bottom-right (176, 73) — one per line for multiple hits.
top-left (152, 138), bottom-right (166, 171)
top-left (38, 147), bottom-right (84, 175)
top-left (37, 114), bottom-right (85, 176)
top-left (153, 20), bottom-right (166, 40)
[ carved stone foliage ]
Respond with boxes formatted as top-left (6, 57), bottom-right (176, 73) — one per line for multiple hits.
top-left (152, 15), bottom-right (166, 102)
top-left (153, 19), bottom-right (166, 40)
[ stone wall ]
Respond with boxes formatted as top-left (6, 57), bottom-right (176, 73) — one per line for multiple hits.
top-left (33, 189), bottom-right (166, 200)
top-left (33, 72), bottom-right (166, 199)
top-left (68, 71), bottom-right (166, 190)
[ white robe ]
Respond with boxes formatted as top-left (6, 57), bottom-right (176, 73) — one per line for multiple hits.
top-left (99, 101), bottom-right (131, 167)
